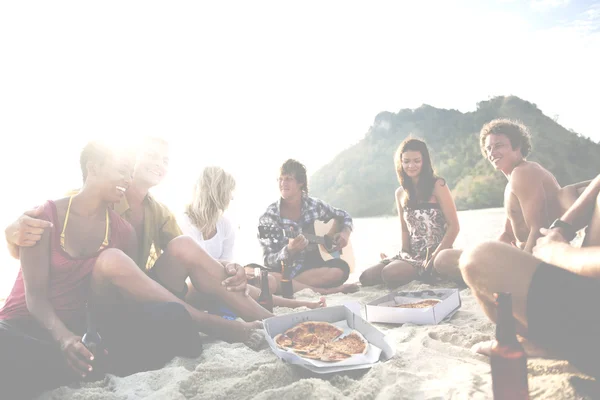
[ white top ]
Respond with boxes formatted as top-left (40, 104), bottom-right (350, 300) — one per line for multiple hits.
top-left (178, 213), bottom-right (236, 261)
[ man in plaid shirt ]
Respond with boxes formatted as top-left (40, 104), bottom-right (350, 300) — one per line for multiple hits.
top-left (258, 159), bottom-right (359, 295)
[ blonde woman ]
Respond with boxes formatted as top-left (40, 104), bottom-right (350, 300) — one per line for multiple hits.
top-left (180, 167), bottom-right (325, 310)
top-left (179, 166), bottom-right (237, 261)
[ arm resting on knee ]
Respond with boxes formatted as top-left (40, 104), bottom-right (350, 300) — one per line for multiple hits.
top-left (548, 244), bottom-right (600, 279)
top-left (560, 175), bottom-right (600, 231)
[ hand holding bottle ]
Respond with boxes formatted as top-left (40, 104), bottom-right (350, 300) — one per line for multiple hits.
top-left (59, 334), bottom-right (95, 378)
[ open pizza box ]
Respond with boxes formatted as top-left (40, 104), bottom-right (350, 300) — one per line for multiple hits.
top-left (263, 303), bottom-right (395, 374)
top-left (365, 289), bottom-right (461, 325)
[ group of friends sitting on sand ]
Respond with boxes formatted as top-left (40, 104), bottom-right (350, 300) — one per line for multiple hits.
top-left (1, 118), bottom-right (599, 398)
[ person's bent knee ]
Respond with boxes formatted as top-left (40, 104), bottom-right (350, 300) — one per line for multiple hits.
top-left (433, 249), bottom-right (456, 274)
top-left (359, 263), bottom-right (383, 286)
top-left (458, 241), bottom-right (500, 281)
top-left (358, 270), bottom-right (369, 286)
top-left (329, 267), bottom-right (345, 284)
top-left (94, 248), bottom-right (132, 276)
top-left (166, 235), bottom-right (199, 262)
top-left (380, 264), bottom-right (397, 284)
top-left (329, 260), bottom-right (350, 285)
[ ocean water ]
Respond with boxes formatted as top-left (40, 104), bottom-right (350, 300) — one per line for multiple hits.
top-left (232, 207), bottom-right (506, 281)
top-left (0, 207), bottom-right (506, 298)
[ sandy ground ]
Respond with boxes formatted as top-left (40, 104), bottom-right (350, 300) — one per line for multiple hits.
top-left (35, 280), bottom-right (598, 400)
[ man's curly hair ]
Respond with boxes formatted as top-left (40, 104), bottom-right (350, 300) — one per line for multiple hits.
top-left (480, 118), bottom-right (532, 158)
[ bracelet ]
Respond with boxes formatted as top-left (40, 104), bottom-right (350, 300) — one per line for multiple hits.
top-left (549, 219), bottom-right (576, 241)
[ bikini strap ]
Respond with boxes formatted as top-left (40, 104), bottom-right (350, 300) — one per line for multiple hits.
top-left (60, 196), bottom-right (74, 250)
top-left (101, 209), bottom-right (110, 249)
top-left (60, 195), bottom-right (111, 251)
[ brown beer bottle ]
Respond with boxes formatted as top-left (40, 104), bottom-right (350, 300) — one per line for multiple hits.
top-left (280, 261), bottom-right (294, 299)
top-left (490, 292), bottom-right (529, 400)
top-left (81, 301), bottom-right (105, 381)
top-left (257, 269), bottom-right (274, 312)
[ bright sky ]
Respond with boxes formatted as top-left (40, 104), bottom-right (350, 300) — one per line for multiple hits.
top-left (1, 0), bottom-right (599, 223)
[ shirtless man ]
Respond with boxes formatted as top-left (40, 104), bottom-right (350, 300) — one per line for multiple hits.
top-left (434, 119), bottom-right (590, 278)
top-left (483, 119), bottom-right (560, 252)
top-left (5, 138), bottom-right (269, 343)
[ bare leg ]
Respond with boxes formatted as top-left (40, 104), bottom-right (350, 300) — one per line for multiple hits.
top-left (268, 272), bottom-right (359, 295)
top-left (459, 241), bottom-right (545, 355)
top-left (359, 262), bottom-right (386, 286)
top-left (583, 190), bottom-right (600, 246)
top-left (558, 180), bottom-right (592, 215)
top-left (90, 248), bottom-right (261, 343)
top-left (472, 335), bottom-right (559, 359)
top-left (293, 267), bottom-right (344, 288)
top-left (151, 236), bottom-right (273, 322)
top-left (381, 260), bottom-right (418, 289)
top-left (433, 249), bottom-right (464, 283)
top-left (186, 280), bottom-right (326, 310)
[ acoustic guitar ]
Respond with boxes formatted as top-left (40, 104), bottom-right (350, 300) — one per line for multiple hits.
top-left (258, 220), bottom-right (355, 273)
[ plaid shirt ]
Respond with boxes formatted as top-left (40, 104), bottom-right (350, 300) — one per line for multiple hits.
top-left (258, 194), bottom-right (353, 276)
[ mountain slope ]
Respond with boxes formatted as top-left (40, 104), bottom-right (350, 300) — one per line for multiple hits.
top-left (310, 96), bottom-right (600, 216)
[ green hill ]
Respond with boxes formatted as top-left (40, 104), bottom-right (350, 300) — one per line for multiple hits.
top-left (310, 96), bottom-right (600, 216)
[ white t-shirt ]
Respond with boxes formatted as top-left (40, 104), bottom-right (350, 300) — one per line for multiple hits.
top-left (178, 213), bottom-right (236, 261)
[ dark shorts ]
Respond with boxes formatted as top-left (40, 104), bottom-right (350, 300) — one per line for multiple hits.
top-left (295, 251), bottom-right (351, 285)
top-left (147, 266), bottom-right (189, 299)
top-left (0, 302), bottom-right (202, 399)
top-left (527, 262), bottom-right (600, 377)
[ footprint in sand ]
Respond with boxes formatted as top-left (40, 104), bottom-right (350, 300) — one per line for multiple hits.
top-left (427, 330), bottom-right (492, 350)
top-left (390, 326), bottom-right (418, 343)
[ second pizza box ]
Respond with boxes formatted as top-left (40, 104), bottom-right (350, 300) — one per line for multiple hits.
top-left (365, 289), bottom-right (461, 325)
top-left (263, 304), bottom-right (395, 374)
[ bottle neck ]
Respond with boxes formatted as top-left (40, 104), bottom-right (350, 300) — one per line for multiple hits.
top-left (260, 270), bottom-right (270, 292)
top-left (281, 261), bottom-right (289, 279)
top-left (496, 294), bottom-right (518, 345)
top-left (86, 303), bottom-right (97, 334)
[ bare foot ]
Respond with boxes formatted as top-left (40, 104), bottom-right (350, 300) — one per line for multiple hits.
top-left (222, 320), bottom-right (263, 344)
top-left (471, 336), bottom-right (556, 359)
top-left (322, 283), bottom-right (360, 295)
top-left (380, 253), bottom-right (388, 260)
top-left (304, 296), bottom-right (327, 309)
top-left (243, 323), bottom-right (267, 350)
top-left (471, 340), bottom-right (494, 356)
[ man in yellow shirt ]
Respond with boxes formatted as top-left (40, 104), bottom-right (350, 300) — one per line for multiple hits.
top-left (5, 138), bottom-right (269, 343)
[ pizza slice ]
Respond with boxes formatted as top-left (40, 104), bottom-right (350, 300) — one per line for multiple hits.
top-left (283, 321), bottom-right (344, 343)
top-left (292, 333), bottom-right (325, 353)
top-left (328, 330), bottom-right (369, 356)
top-left (309, 321), bottom-right (345, 342)
top-left (274, 333), bottom-right (294, 350)
top-left (320, 346), bottom-right (353, 362)
top-left (296, 344), bottom-right (326, 360)
top-left (393, 299), bottom-right (441, 309)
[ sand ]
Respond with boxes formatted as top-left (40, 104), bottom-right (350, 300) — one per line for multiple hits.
top-left (33, 281), bottom-right (598, 400)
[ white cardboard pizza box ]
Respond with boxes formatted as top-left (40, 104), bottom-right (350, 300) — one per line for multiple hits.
top-left (365, 289), bottom-right (461, 325)
top-left (263, 304), bottom-right (395, 374)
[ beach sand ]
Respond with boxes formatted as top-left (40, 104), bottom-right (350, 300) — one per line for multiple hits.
top-left (35, 281), bottom-right (597, 400)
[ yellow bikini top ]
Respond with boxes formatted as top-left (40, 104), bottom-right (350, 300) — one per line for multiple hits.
top-left (60, 196), bottom-right (110, 252)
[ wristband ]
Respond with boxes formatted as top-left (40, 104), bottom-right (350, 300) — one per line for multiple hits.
top-left (549, 219), bottom-right (576, 241)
